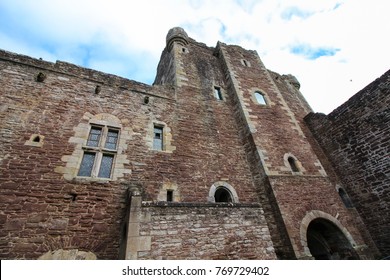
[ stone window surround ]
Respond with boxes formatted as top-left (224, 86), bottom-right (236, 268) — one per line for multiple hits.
top-left (146, 120), bottom-right (175, 153)
top-left (213, 84), bottom-right (225, 101)
top-left (241, 59), bottom-right (251, 67)
top-left (55, 112), bottom-right (132, 181)
top-left (250, 88), bottom-right (272, 107)
top-left (208, 181), bottom-right (239, 203)
top-left (283, 153), bottom-right (305, 175)
top-left (77, 124), bottom-right (119, 179)
top-left (24, 134), bottom-right (45, 147)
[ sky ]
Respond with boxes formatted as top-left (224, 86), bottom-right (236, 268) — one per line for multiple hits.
top-left (0, 0), bottom-right (388, 114)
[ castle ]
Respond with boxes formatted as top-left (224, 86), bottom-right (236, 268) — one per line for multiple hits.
top-left (0, 27), bottom-right (388, 260)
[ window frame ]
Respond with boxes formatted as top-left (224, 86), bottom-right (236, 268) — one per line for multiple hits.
top-left (254, 91), bottom-right (267, 105)
top-left (77, 124), bottom-right (120, 179)
top-left (153, 125), bottom-right (164, 151)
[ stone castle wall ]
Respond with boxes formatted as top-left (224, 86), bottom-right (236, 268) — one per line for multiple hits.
top-left (305, 70), bottom-right (390, 258)
top-left (0, 27), bottom-right (385, 259)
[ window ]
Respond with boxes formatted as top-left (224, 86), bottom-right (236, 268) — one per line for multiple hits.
top-left (241, 59), bottom-right (251, 67)
top-left (288, 157), bottom-right (299, 172)
top-left (78, 125), bottom-right (119, 179)
top-left (254, 91), bottom-right (267, 105)
top-left (338, 188), bottom-right (354, 208)
top-left (214, 187), bottom-right (233, 202)
top-left (214, 86), bottom-right (223, 100)
top-left (208, 181), bottom-right (239, 203)
top-left (153, 126), bottom-right (163, 150)
top-left (167, 190), bottom-right (173, 202)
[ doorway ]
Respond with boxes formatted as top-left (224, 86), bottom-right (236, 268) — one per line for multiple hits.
top-left (307, 218), bottom-right (359, 260)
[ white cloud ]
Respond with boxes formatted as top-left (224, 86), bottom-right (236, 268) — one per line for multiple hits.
top-left (0, 0), bottom-right (388, 113)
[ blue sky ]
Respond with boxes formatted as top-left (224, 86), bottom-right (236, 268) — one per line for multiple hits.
top-left (0, 0), bottom-right (388, 113)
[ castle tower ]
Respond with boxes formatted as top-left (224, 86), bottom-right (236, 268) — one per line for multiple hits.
top-left (0, 27), bottom-right (380, 260)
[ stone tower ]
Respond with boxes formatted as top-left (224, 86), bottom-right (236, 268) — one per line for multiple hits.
top-left (0, 27), bottom-right (382, 259)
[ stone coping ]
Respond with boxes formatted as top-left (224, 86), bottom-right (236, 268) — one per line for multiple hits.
top-left (141, 201), bottom-right (261, 208)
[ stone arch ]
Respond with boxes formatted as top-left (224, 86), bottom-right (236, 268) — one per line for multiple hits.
top-left (336, 185), bottom-right (354, 208)
top-left (283, 153), bottom-right (304, 174)
top-left (38, 249), bottom-right (97, 260)
top-left (250, 88), bottom-right (271, 106)
top-left (300, 210), bottom-right (359, 259)
top-left (208, 181), bottom-right (239, 203)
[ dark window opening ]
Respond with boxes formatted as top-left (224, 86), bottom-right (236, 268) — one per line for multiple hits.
top-left (243, 59), bottom-right (248, 66)
top-left (153, 126), bottom-right (163, 150)
top-left (36, 72), bottom-right (46, 82)
top-left (70, 193), bottom-right (77, 202)
top-left (33, 136), bottom-right (41, 142)
top-left (214, 86), bottom-right (223, 100)
top-left (167, 190), bottom-right (173, 202)
top-left (288, 157), bottom-right (299, 172)
top-left (338, 188), bottom-right (354, 208)
top-left (214, 187), bottom-right (232, 203)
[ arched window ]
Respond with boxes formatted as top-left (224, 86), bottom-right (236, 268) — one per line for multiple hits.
top-left (208, 181), bottom-right (239, 203)
top-left (254, 91), bottom-right (267, 105)
top-left (288, 157), bottom-right (299, 172)
top-left (338, 188), bottom-right (354, 208)
top-left (214, 187), bottom-right (233, 203)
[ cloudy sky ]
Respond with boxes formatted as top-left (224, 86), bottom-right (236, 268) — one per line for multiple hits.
top-left (0, 0), bottom-right (388, 113)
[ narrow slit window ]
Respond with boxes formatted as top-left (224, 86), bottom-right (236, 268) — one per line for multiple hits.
top-left (105, 129), bottom-right (119, 150)
top-left (78, 152), bottom-right (96, 177)
top-left (87, 127), bottom-right (102, 147)
top-left (339, 188), bottom-right (354, 208)
top-left (214, 86), bottom-right (223, 100)
top-left (288, 157), bottom-right (299, 172)
top-left (153, 126), bottom-right (163, 150)
top-left (254, 91), bottom-right (267, 105)
top-left (98, 154), bottom-right (115, 178)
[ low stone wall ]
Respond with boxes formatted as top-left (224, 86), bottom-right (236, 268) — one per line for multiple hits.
top-left (127, 201), bottom-right (277, 260)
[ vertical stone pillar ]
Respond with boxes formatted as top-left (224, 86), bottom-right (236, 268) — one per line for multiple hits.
top-left (125, 187), bottom-right (151, 260)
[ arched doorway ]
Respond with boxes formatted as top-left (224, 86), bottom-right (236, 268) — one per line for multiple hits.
top-left (307, 218), bottom-right (359, 260)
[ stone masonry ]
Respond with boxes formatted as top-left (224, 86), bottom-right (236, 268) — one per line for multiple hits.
top-left (0, 27), bottom-right (385, 259)
top-left (305, 70), bottom-right (390, 258)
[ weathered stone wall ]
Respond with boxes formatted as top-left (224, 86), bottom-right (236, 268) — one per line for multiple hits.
top-left (0, 27), bottom-right (383, 260)
top-left (305, 70), bottom-right (390, 257)
top-left (138, 203), bottom-right (276, 260)
top-left (0, 49), bottom-right (176, 259)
